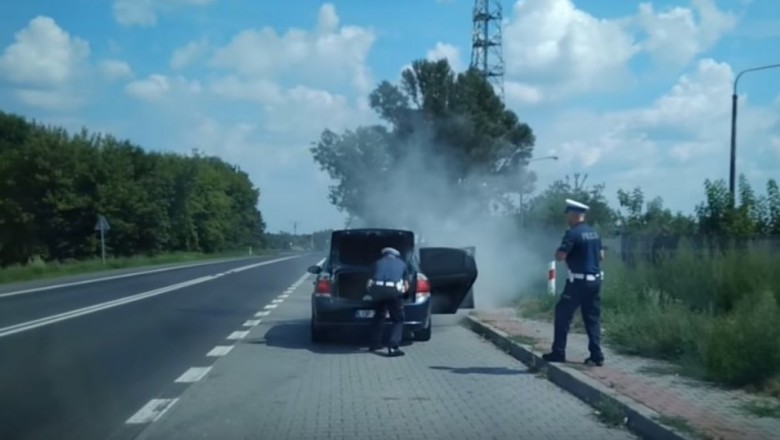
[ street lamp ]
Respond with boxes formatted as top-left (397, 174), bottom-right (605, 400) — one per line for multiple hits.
top-left (729, 63), bottom-right (780, 203)
top-left (519, 155), bottom-right (559, 228)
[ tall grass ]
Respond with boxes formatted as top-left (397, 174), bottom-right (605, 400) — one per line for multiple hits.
top-left (601, 241), bottom-right (780, 388)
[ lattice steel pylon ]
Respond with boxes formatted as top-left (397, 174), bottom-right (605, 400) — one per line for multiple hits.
top-left (470, 0), bottom-right (505, 101)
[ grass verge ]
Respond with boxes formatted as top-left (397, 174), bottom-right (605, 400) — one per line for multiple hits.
top-left (515, 240), bottom-right (780, 395)
top-left (0, 249), bottom-right (272, 285)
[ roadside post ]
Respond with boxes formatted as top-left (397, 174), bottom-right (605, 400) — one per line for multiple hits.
top-left (547, 261), bottom-right (556, 295)
top-left (94, 214), bottom-right (110, 265)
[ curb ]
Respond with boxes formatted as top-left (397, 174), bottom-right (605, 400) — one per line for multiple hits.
top-left (463, 315), bottom-right (695, 440)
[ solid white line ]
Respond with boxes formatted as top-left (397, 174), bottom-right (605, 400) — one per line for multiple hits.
top-left (271, 299), bottom-right (283, 304)
top-left (254, 311), bottom-right (270, 317)
top-left (126, 398), bottom-right (179, 424)
top-left (264, 304), bottom-right (278, 309)
top-left (0, 256), bottom-right (300, 339)
top-left (227, 330), bottom-right (249, 340)
top-left (243, 319), bottom-right (261, 327)
top-left (0, 257), bottom-right (258, 299)
top-left (207, 346), bottom-right (233, 357)
top-left (175, 367), bottom-right (212, 383)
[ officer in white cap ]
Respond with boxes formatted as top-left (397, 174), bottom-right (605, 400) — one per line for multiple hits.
top-left (366, 247), bottom-right (410, 357)
top-left (542, 198), bottom-right (606, 367)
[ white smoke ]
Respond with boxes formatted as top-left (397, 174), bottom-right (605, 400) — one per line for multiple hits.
top-left (341, 126), bottom-right (559, 309)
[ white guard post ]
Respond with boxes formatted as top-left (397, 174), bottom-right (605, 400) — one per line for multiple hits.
top-left (547, 261), bottom-right (556, 295)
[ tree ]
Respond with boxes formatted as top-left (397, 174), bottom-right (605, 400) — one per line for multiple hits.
top-left (0, 110), bottom-right (266, 266)
top-left (616, 187), bottom-right (696, 235)
top-left (523, 174), bottom-right (616, 234)
top-left (311, 59), bottom-right (536, 223)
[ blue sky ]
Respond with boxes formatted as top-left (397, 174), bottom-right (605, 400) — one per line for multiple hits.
top-left (1, 0), bottom-right (779, 233)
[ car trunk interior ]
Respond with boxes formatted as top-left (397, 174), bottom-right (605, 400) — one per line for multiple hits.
top-left (332, 232), bottom-right (415, 301)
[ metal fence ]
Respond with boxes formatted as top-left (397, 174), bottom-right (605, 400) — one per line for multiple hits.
top-left (614, 234), bottom-right (780, 266)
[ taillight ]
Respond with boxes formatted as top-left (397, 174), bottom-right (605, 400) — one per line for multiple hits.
top-left (315, 278), bottom-right (331, 296)
top-left (415, 277), bottom-right (430, 302)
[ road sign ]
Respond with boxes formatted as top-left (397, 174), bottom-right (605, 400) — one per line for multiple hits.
top-left (94, 215), bottom-right (110, 232)
top-left (95, 214), bottom-right (110, 264)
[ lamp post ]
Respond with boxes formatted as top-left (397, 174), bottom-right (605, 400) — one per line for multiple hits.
top-left (519, 155), bottom-right (559, 228)
top-left (729, 63), bottom-right (780, 204)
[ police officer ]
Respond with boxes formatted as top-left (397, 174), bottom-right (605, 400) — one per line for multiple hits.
top-left (367, 247), bottom-right (410, 357)
top-left (542, 199), bottom-right (606, 367)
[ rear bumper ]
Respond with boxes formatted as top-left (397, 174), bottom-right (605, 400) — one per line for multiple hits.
top-left (311, 296), bottom-right (430, 332)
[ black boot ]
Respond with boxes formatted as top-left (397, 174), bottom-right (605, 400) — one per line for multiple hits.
top-left (387, 346), bottom-right (405, 357)
top-left (541, 352), bottom-right (566, 363)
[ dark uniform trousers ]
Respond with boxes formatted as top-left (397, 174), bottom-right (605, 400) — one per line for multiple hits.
top-left (369, 285), bottom-right (405, 347)
top-left (552, 277), bottom-right (603, 361)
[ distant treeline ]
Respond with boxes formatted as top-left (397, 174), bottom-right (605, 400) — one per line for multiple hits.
top-left (0, 111), bottom-right (266, 267)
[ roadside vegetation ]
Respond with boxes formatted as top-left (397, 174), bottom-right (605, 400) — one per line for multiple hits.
top-left (519, 177), bottom-right (780, 394)
top-left (0, 111), bottom-right (272, 280)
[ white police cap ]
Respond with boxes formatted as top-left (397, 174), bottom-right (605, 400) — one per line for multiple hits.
top-left (381, 247), bottom-right (401, 257)
top-left (564, 198), bottom-right (590, 213)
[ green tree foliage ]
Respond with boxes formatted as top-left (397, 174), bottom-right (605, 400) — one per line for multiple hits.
top-left (311, 59), bottom-right (536, 223)
top-left (616, 187), bottom-right (697, 235)
top-left (522, 174), bottom-right (616, 233)
top-left (0, 111), bottom-right (266, 266)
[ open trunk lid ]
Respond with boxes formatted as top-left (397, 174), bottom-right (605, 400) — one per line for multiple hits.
top-left (329, 228), bottom-right (415, 266)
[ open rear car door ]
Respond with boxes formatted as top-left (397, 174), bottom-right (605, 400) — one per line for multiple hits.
top-left (419, 246), bottom-right (478, 314)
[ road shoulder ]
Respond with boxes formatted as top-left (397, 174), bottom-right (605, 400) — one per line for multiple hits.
top-left (466, 309), bottom-right (780, 440)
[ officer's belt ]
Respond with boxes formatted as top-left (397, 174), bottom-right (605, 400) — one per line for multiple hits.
top-left (568, 272), bottom-right (604, 282)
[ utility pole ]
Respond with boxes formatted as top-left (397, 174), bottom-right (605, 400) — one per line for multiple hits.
top-left (470, 0), bottom-right (505, 101)
top-left (291, 221), bottom-right (299, 236)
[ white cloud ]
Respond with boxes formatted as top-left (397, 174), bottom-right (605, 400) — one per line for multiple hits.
top-left (112, 0), bottom-right (216, 27)
top-left (170, 38), bottom-right (210, 70)
top-left (209, 3), bottom-right (375, 93)
top-left (99, 59), bottom-right (134, 80)
top-left (0, 16), bottom-right (89, 86)
top-left (125, 74), bottom-right (202, 101)
top-left (501, 0), bottom-right (736, 105)
top-left (426, 42), bottom-right (462, 71)
top-left (0, 16), bottom-right (90, 111)
top-left (530, 57), bottom-right (779, 212)
top-left (635, 0), bottom-right (737, 67)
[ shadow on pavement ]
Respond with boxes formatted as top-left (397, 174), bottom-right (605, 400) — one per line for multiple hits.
top-left (428, 366), bottom-right (531, 375)
top-left (245, 320), bottom-right (412, 355)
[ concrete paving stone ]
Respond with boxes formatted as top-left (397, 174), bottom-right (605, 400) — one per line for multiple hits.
top-left (134, 281), bottom-right (637, 440)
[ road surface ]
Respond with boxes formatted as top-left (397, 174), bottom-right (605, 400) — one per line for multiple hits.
top-left (121, 273), bottom-right (637, 440)
top-left (0, 253), bottom-right (321, 440)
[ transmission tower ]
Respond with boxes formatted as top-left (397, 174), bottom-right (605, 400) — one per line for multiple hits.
top-left (470, 0), bottom-right (505, 101)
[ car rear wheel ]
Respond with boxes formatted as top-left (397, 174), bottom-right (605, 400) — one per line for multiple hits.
top-left (413, 319), bottom-right (432, 341)
top-left (311, 319), bottom-right (326, 344)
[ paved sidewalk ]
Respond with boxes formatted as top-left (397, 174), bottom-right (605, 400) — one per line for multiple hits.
top-left (474, 309), bottom-right (780, 440)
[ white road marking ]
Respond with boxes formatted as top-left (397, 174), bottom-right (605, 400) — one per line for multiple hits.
top-left (0, 257), bottom-right (260, 299)
top-left (264, 304), bottom-right (278, 309)
top-left (279, 294), bottom-right (289, 299)
top-left (175, 367), bottom-right (212, 383)
top-left (227, 330), bottom-right (249, 340)
top-left (0, 256), bottom-right (300, 339)
top-left (254, 311), bottom-right (270, 317)
top-left (207, 346), bottom-right (233, 357)
top-left (126, 398), bottom-right (179, 424)
top-left (271, 299), bottom-right (283, 304)
top-left (243, 319), bottom-right (261, 327)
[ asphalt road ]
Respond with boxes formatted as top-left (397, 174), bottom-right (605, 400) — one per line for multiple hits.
top-left (128, 275), bottom-right (638, 440)
top-left (0, 253), bottom-right (322, 440)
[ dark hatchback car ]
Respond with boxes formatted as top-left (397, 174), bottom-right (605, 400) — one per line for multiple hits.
top-left (307, 228), bottom-right (478, 343)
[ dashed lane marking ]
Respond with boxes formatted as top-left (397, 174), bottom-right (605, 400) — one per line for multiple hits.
top-left (271, 299), bottom-right (284, 304)
top-left (255, 311), bottom-right (270, 317)
top-left (175, 367), bottom-right (212, 383)
top-left (207, 346), bottom-right (233, 357)
top-left (264, 304), bottom-right (278, 310)
top-left (243, 319), bottom-right (262, 327)
top-left (227, 330), bottom-right (249, 340)
top-left (126, 399), bottom-right (179, 424)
